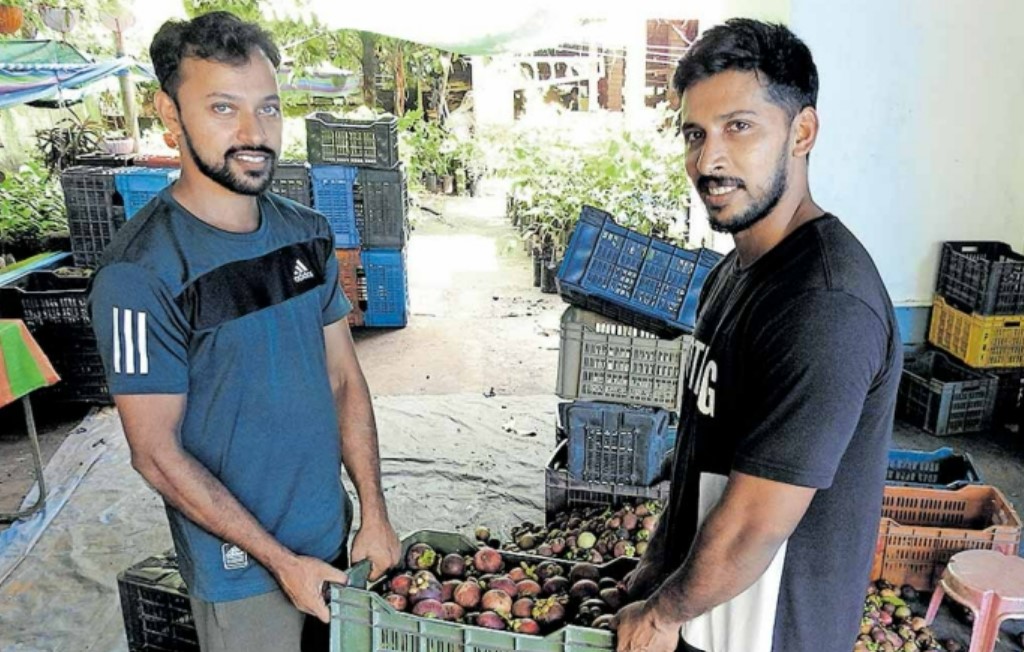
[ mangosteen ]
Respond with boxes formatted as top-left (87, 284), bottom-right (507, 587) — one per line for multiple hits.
top-left (441, 580), bottom-right (460, 602)
top-left (454, 581), bottom-right (482, 609)
top-left (599, 587), bottom-right (624, 611)
top-left (442, 602), bottom-right (465, 622)
top-left (488, 576), bottom-right (519, 598)
top-left (542, 576), bottom-right (570, 595)
top-left (406, 543), bottom-right (437, 571)
top-left (476, 611), bottom-right (506, 630)
top-left (577, 532), bottom-right (597, 550)
top-left (481, 589), bottom-right (513, 615)
top-left (512, 597), bottom-right (534, 618)
top-left (516, 579), bottom-right (542, 597)
top-left (568, 563), bottom-right (600, 584)
top-left (570, 580), bottom-right (601, 602)
top-left (412, 599), bottom-right (445, 619)
top-left (390, 573), bottom-right (414, 597)
top-left (536, 561), bottom-right (563, 581)
top-left (475, 526), bottom-right (491, 542)
top-left (474, 547), bottom-right (504, 574)
top-left (385, 593), bottom-right (408, 611)
top-left (517, 533), bottom-right (538, 550)
top-left (440, 553), bottom-right (466, 578)
top-left (512, 618), bottom-right (541, 635)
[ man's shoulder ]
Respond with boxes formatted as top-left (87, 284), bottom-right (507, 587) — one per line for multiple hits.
top-left (96, 196), bottom-right (188, 291)
top-left (262, 192), bottom-right (331, 240)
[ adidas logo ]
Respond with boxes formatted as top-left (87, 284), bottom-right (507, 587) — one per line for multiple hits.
top-left (293, 259), bottom-right (314, 283)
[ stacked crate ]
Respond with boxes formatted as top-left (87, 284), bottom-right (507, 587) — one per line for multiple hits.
top-left (305, 112), bottom-right (409, 329)
top-left (899, 241), bottom-right (1024, 435)
top-left (545, 206), bottom-right (722, 519)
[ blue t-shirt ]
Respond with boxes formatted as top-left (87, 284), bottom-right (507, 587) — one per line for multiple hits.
top-left (88, 187), bottom-right (352, 602)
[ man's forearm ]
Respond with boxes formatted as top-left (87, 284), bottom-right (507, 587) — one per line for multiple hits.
top-left (136, 449), bottom-right (293, 573)
top-left (647, 504), bottom-right (786, 626)
top-left (336, 372), bottom-right (388, 524)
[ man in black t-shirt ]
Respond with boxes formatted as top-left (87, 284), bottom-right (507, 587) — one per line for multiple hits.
top-left (612, 19), bottom-right (902, 652)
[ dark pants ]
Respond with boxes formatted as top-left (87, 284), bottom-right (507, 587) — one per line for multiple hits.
top-left (677, 639), bottom-right (705, 652)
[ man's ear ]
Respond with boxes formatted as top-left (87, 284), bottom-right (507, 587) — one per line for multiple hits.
top-left (791, 106), bottom-right (819, 158)
top-left (154, 90), bottom-right (182, 143)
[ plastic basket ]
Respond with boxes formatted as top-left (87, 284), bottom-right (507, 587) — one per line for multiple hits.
top-left (60, 166), bottom-right (126, 268)
top-left (331, 530), bottom-right (635, 652)
top-left (563, 400), bottom-right (673, 486)
top-left (872, 484), bottom-right (1022, 590)
top-left (311, 165), bottom-right (360, 248)
top-left (886, 447), bottom-right (983, 490)
top-left (113, 167), bottom-right (179, 220)
top-left (897, 350), bottom-right (998, 436)
top-left (0, 271), bottom-right (110, 403)
top-left (928, 295), bottom-right (1024, 368)
top-left (76, 152), bottom-right (135, 168)
top-left (117, 550), bottom-right (199, 652)
top-left (306, 112), bottom-right (399, 169)
top-left (936, 241), bottom-right (1024, 315)
top-left (545, 441), bottom-right (670, 520)
top-left (270, 162), bottom-right (311, 207)
top-left (355, 165), bottom-right (408, 249)
top-left (556, 307), bottom-right (687, 412)
top-left (556, 206), bottom-right (723, 338)
top-left (335, 248), bottom-right (364, 328)
top-left (989, 367), bottom-right (1024, 428)
top-left (361, 249), bottom-right (408, 328)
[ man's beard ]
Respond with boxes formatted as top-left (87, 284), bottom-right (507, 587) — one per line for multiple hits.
top-left (702, 150), bottom-right (788, 235)
top-left (178, 120), bottom-right (277, 196)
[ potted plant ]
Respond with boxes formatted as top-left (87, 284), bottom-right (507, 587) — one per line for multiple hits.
top-left (0, 1), bottom-right (27, 34)
top-left (34, 114), bottom-right (103, 173)
top-left (102, 129), bottom-right (134, 155)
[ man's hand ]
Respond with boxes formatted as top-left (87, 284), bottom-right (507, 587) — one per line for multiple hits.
top-left (612, 600), bottom-right (680, 652)
top-left (351, 518), bottom-right (401, 581)
top-left (273, 554), bottom-right (349, 624)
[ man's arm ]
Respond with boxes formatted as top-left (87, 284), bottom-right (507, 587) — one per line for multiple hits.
top-left (322, 319), bottom-right (400, 579)
top-left (614, 472), bottom-right (814, 651)
top-left (116, 394), bottom-right (348, 623)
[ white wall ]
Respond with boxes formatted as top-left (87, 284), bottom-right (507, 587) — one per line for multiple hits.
top-left (790, 0), bottom-right (1024, 305)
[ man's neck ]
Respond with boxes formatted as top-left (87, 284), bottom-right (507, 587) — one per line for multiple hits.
top-left (171, 172), bottom-right (261, 234)
top-left (732, 194), bottom-right (824, 269)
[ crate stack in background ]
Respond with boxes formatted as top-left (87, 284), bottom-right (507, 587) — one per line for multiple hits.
top-left (0, 163), bottom-right (179, 404)
top-left (305, 112), bottom-right (410, 329)
top-left (544, 205), bottom-right (722, 520)
top-left (896, 241), bottom-right (1024, 436)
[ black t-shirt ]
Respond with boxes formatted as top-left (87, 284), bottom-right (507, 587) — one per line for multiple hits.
top-left (662, 214), bottom-right (902, 652)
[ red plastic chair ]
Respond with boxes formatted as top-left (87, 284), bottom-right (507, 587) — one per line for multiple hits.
top-left (925, 549), bottom-right (1024, 652)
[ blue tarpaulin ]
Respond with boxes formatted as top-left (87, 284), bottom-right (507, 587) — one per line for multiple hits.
top-left (0, 40), bottom-right (154, 109)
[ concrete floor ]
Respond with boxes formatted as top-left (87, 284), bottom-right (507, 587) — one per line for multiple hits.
top-left (0, 188), bottom-right (1022, 649)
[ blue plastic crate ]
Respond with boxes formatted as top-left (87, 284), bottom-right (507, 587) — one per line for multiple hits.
top-left (361, 249), bottom-right (408, 328)
top-left (556, 206), bottom-right (723, 337)
top-left (113, 167), bottom-right (179, 219)
top-left (886, 447), bottom-right (983, 490)
top-left (311, 165), bottom-right (359, 248)
top-left (563, 400), bottom-right (673, 486)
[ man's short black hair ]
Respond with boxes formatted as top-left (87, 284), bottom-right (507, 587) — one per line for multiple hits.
top-left (673, 18), bottom-right (818, 119)
top-left (150, 11), bottom-right (281, 99)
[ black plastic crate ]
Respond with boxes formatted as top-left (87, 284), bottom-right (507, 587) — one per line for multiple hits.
top-left (60, 166), bottom-right (126, 268)
top-left (0, 271), bottom-right (110, 403)
top-left (886, 447), bottom-right (983, 490)
top-left (305, 112), bottom-right (399, 169)
top-left (937, 241), bottom-right (1024, 315)
top-left (897, 350), bottom-right (998, 436)
top-left (544, 440), bottom-right (670, 521)
top-left (270, 162), bottom-right (311, 207)
top-left (991, 367), bottom-right (1024, 428)
top-left (355, 165), bottom-right (408, 248)
top-left (76, 152), bottom-right (136, 167)
top-left (118, 550), bottom-right (199, 652)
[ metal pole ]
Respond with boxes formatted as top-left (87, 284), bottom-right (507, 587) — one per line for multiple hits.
top-left (114, 27), bottom-right (141, 152)
top-left (0, 396), bottom-right (47, 523)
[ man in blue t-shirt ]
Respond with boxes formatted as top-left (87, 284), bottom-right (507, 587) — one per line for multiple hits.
top-left (88, 12), bottom-right (400, 651)
top-left (613, 19), bottom-right (901, 652)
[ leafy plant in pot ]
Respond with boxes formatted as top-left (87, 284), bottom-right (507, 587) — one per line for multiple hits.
top-left (35, 114), bottom-right (103, 173)
top-left (0, 162), bottom-right (70, 260)
top-left (102, 129), bottom-right (134, 155)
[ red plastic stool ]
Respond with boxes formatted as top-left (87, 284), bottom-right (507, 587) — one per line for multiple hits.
top-left (925, 549), bottom-right (1024, 652)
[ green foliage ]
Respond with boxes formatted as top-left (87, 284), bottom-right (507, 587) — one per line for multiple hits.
top-left (0, 162), bottom-right (68, 249)
top-left (34, 113), bottom-right (103, 173)
top-left (489, 108), bottom-right (691, 255)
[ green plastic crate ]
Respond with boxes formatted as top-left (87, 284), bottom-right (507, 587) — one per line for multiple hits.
top-left (330, 530), bottom-right (634, 652)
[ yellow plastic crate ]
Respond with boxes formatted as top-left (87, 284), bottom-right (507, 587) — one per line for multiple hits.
top-left (928, 295), bottom-right (1024, 368)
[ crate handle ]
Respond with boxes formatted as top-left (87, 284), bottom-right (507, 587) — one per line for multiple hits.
top-left (341, 558), bottom-right (373, 589)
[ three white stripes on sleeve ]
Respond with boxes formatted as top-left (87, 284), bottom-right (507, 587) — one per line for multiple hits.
top-left (112, 307), bottom-right (149, 375)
